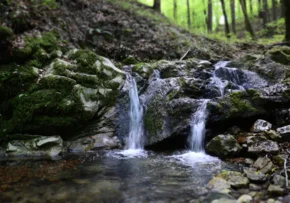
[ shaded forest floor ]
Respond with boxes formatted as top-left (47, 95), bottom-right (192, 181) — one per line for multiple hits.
top-left (0, 0), bottom-right (269, 64)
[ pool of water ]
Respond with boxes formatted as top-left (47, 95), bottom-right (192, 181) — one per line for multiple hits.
top-left (0, 150), bottom-right (238, 203)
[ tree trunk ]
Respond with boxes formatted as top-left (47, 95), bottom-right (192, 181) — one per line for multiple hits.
top-left (239, 0), bottom-right (256, 39)
top-left (230, 0), bottom-right (236, 34)
top-left (272, 0), bottom-right (277, 21)
top-left (220, 0), bottom-right (231, 38)
top-left (153, 0), bottom-right (161, 13)
top-left (262, 0), bottom-right (269, 27)
top-left (187, 0), bottom-right (191, 29)
top-left (173, 0), bottom-right (177, 23)
top-left (207, 0), bottom-right (213, 33)
top-left (284, 0), bottom-right (290, 41)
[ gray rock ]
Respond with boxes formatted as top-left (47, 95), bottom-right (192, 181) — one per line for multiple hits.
top-left (237, 194), bottom-right (252, 203)
top-left (228, 175), bottom-right (249, 189)
top-left (6, 135), bottom-right (63, 157)
top-left (244, 168), bottom-right (267, 183)
top-left (252, 119), bottom-right (272, 133)
top-left (244, 158), bottom-right (254, 165)
top-left (249, 183), bottom-right (261, 191)
top-left (247, 136), bottom-right (279, 154)
top-left (207, 177), bottom-right (231, 193)
top-left (272, 175), bottom-right (286, 187)
top-left (267, 184), bottom-right (285, 196)
top-left (253, 157), bottom-right (275, 174)
top-left (277, 125), bottom-right (290, 140)
top-left (206, 134), bottom-right (242, 158)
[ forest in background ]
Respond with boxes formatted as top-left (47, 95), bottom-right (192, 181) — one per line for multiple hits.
top-left (138, 0), bottom-right (286, 43)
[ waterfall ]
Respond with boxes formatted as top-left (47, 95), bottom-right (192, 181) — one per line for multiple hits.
top-left (212, 61), bottom-right (268, 96)
top-left (189, 100), bottom-right (209, 152)
top-left (126, 75), bottom-right (144, 150)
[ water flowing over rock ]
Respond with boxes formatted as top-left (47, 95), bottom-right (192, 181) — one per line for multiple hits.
top-left (126, 74), bottom-right (144, 149)
top-left (189, 100), bottom-right (209, 152)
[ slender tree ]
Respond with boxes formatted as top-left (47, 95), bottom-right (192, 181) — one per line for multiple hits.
top-left (262, 0), bottom-right (269, 27)
top-left (250, 0), bottom-right (254, 15)
top-left (173, 0), bottom-right (177, 23)
top-left (272, 0), bottom-right (277, 21)
top-left (207, 0), bottom-right (213, 33)
top-left (186, 0), bottom-right (191, 29)
top-left (284, 0), bottom-right (290, 41)
top-left (230, 0), bottom-right (236, 34)
top-left (153, 0), bottom-right (161, 13)
top-left (220, 0), bottom-right (231, 38)
top-left (239, 0), bottom-right (255, 39)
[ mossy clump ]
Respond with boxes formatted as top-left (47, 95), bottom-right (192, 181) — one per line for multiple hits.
top-left (0, 26), bottom-right (14, 40)
top-left (0, 49), bottom-right (126, 138)
top-left (266, 46), bottom-right (290, 65)
top-left (13, 32), bottom-right (59, 64)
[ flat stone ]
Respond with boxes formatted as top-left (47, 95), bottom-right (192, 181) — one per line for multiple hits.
top-left (247, 136), bottom-right (279, 155)
top-left (207, 177), bottom-right (231, 192)
top-left (267, 184), bottom-right (285, 196)
top-left (253, 157), bottom-right (275, 174)
top-left (249, 183), bottom-right (262, 191)
top-left (252, 119), bottom-right (272, 133)
top-left (237, 194), bottom-right (252, 203)
top-left (212, 198), bottom-right (237, 203)
top-left (228, 176), bottom-right (249, 189)
top-left (244, 168), bottom-right (267, 183)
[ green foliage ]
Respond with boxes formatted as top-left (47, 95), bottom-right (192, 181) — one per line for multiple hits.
top-left (0, 26), bottom-right (14, 40)
top-left (42, 0), bottom-right (59, 9)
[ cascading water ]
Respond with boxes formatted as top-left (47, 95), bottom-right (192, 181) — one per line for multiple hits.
top-left (212, 61), bottom-right (268, 96)
top-left (127, 76), bottom-right (144, 150)
top-left (189, 100), bottom-right (209, 152)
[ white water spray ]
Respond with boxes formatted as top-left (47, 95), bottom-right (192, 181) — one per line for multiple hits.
top-left (127, 76), bottom-right (144, 150)
top-left (189, 100), bottom-right (209, 152)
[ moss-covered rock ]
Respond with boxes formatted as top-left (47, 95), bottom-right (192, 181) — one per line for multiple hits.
top-left (0, 49), bottom-right (126, 140)
top-left (0, 26), bottom-right (14, 40)
top-left (266, 46), bottom-right (290, 65)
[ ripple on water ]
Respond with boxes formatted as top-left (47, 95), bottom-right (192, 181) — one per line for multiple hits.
top-left (107, 149), bottom-right (148, 159)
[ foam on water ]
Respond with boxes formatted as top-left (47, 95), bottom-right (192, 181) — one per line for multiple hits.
top-left (169, 151), bottom-right (220, 167)
top-left (108, 149), bottom-right (148, 159)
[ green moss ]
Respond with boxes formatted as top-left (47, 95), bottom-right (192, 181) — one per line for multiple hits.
top-left (267, 46), bottom-right (290, 65)
top-left (132, 63), bottom-right (154, 78)
top-left (0, 26), bottom-right (14, 40)
top-left (144, 95), bottom-right (165, 139)
top-left (122, 55), bottom-right (138, 65)
top-left (227, 92), bottom-right (257, 116)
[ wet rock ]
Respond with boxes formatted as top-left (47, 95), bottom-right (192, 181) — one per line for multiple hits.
top-left (237, 194), bottom-right (252, 203)
top-left (272, 175), bottom-right (286, 187)
top-left (277, 125), bottom-right (290, 141)
top-left (267, 184), bottom-right (285, 196)
top-left (253, 157), bottom-right (275, 174)
top-left (217, 171), bottom-right (249, 189)
top-left (201, 192), bottom-right (235, 203)
top-left (252, 119), bottom-right (272, 133)
top-left (244, 168), bottom-right (267, 183)
top-left (0, 147), bottom-right (7, 157)
top-left (265, 130), bottom-right (282, 141)
top-left (247, 136), bottom-right (279, 155)
top-left (273, 154), bottom-right (288, 167)
top-left (244, 158), bottom-right (254, 166)
top-left (249, 183), bottom-right (261, 191)
top-left (6, 135), bottom-right (63, 157)
top-left (206, 134), bottom-right (242, 158)
top-left (207, 177), bottom-right (231, 193)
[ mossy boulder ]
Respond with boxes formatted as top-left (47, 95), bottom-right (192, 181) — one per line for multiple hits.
top-left (206, 134), bottom-right (242, 158)
top-left (0, 26), bottom-right (14, 40)
top-left (266, 46), bottom-right (290, 65)
top-left (0, 49), bottom-right (126, 140)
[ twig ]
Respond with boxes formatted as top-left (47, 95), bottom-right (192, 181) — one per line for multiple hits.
top-left (284, 158), bottom-right (288, 187)
top-left (180, 48), bottom-right (191, 61)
